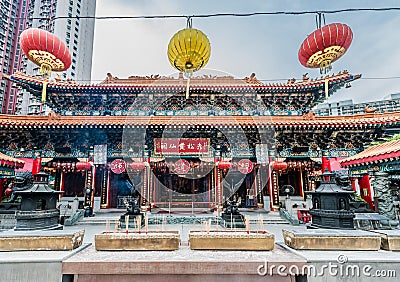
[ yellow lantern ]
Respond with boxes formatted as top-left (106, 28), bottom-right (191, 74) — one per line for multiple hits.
top-left (167, 26), bottom-right (211, 98)
top-left (167, 28), bottom-right (211, 73)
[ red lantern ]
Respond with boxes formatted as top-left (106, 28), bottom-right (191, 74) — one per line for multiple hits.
top-left (298, 23), bottom-right (353, 73)
top-left (130, 162), bottom-right (146, 171)
top-left (75, 162), bottom-right (92, 171)
top-left (20, 28), bottom-right (72, 76)
top-left (273, 162), bottom-right (288, 171)
top-left (218, 161), bottom-right (231, 170)
top-left (4, 188), bottom-right (13, 197)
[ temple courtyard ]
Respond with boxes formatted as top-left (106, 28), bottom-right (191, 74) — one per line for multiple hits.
top-left (0, 209), bottom-right (399, 282)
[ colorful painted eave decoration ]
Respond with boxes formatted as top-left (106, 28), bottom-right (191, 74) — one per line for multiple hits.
top-left (0, 112), bottom-right (399, 128)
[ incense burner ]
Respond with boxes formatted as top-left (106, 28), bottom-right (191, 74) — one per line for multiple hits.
top-left (95, 231), bottom-right (180, 251)
top-left (189, 230), bottom-right (274, 250)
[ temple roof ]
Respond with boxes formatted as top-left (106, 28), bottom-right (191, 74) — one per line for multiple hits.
top-left (6, 70), bottom-right (359, 89)
top-left (3, 71), bottom-right (361, 114)
top-left (0, 111), bottom-right (399, 128)
top-left (0, 152), bottom-right (25, 167)
top-left (340, 139), bottom-right (400, 167)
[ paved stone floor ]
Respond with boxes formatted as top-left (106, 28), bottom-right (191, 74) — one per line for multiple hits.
top-left (1, 210), bottom-right (400, 282)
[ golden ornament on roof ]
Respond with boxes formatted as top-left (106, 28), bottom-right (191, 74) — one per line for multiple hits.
top-left (167, 28), bottom-right (211, 74)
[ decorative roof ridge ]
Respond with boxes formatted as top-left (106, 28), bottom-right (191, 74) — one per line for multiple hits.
top-left (5, 70), bottom-right (360, 89)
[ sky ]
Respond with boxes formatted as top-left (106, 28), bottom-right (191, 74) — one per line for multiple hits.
top-left (91, 0), bottom-right (400, 104)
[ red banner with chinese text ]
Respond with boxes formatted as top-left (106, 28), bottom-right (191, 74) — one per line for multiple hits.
top-left (154, 138), bottom-right (209, 155)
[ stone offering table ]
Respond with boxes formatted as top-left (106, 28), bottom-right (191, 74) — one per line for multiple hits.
top-left (283, 228), bottom-right (381, 250)
top-left (62, 244), bottom-right (306, 282)
top-left (95, 231), bottom-right (180, 251)
top-left (0, 229), bottom-right (84, 251)
top-left (189, 230), bottom-right (274, 250)
top-left (372, 230), bottom-right (400, 251)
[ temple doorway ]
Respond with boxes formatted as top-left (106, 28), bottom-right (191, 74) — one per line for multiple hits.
top-left (151, 160), bottom-right (213, 210)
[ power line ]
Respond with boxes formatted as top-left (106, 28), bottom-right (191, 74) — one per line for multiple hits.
top-left (361, 76), bottom-right (400, 80)
top-left (3, 7), bottom-right (400, 21)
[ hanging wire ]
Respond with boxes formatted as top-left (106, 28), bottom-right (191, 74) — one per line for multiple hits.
top-left (2, 7), bottom-right (400, 21)
top-left (315, 12), bottom-right (326, 29)
top-left (186, 16), bottom-right (193, 28)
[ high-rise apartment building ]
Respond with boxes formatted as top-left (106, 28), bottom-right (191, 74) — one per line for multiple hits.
top-left (0, 0), bottom-right (96, 115)
top-left (0, 0), bottom-right (31, 114)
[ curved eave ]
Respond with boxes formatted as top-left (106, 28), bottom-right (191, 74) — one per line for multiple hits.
top-left (340, 139), bottom-right (400, 167)
top-left (0, 111), bottom-right (398, 129)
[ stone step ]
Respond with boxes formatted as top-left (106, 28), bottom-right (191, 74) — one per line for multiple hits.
top-left (75, 214), bottom-right (289, 225)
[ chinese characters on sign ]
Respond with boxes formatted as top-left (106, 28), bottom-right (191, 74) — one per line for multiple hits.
top-left (94, 144), bottom-right (107, 165)
top-left (154, 138), bottom-right (209, 155)
top-left (256, 144), bottom-right (269, 164)
top-left (110, 159), bottom-right (126, 174)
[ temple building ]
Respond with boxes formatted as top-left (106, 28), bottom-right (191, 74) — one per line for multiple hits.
top-left (1, 70), bottom-right (399, 212)
top-left (340, 140), bottom-right (400, 220)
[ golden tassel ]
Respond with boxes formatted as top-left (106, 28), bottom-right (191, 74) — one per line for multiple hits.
top-left (324, 77), bottom-right (329, 100)
top-left (42, 79), bottom-right (48, 103)
top-left (185, 76), bottom-right (190, 99)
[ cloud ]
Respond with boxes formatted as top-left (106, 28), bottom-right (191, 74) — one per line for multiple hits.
top-left (91, 0), bottom-right (400, 102)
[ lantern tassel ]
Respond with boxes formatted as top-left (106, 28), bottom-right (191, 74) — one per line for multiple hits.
top-left (324, 77), bottom-right (329, 100)
top-left (42, 79), bottom-right (48, 103)
top-left (185, 76), bottom-right (190, 99)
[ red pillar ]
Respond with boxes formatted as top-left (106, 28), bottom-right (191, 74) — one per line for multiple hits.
top-left (32, 157), bottom-right (41, 175)
top-left (358, 174), bottom-right (374, 210)
top-left (321, 150), bottom-right (331, 173)
top-left (106, 169), bottom-right (111, 208)
top-left (267, 164), bottom-right (273, 211)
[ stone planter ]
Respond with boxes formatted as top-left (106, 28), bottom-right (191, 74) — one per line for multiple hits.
top-left (189, 231), bottom-right (274, 250)
top-left (95, 231), bottom-right (180, 251)
top-left (0, 230), bottom-right (84, 251)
